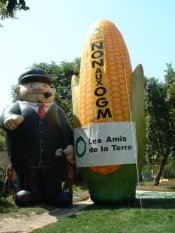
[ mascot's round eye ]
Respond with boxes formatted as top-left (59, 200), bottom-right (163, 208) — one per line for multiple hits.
top-left (43, 83), bottom-right (48, 88)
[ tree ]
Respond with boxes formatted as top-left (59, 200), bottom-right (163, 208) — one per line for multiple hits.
top-left (164, 63), bottom-right (175, 158)
top-left (145, 77), bottom-right (174, 185)
top-left (165, 64), bottom-right (175, 104)
top-left (0, 0), bottom-right (29, 26)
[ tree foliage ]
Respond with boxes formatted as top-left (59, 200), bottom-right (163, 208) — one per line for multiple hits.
top-left (0, 0), bottom-right (29, 25)
top-left (145, 64), bottom-right (175, 185)
top-left (164, 64), bottom-right (175, 140)
top-left (165, 64), bottom-right (175, 104)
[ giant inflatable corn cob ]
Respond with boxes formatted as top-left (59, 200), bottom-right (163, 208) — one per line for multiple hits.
top-left (71, 20), bottom-right (146, 204)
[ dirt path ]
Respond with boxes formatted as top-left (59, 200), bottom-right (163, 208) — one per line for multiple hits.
top-left (0, 199), bottom-right (93, 233)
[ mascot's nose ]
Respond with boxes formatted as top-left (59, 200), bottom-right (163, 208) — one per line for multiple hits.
top-left (44, 92), bottom-right (52, 98)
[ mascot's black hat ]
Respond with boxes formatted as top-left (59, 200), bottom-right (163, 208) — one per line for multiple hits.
top-left (18, 67), bottom-right (51, 85)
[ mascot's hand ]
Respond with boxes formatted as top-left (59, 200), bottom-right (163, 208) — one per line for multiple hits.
top-left (4, 115), bottom-right (24, 130)
top-left (63, 145), bottom-right (75, 165)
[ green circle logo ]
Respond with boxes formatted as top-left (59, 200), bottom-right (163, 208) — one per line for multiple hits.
top-left (76, 136), bottom-right (86, 158)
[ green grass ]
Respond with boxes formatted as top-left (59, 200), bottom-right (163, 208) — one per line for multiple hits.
top-left (32, 200), bottom-right (175, 233)
top-left (1, 180), bottom-right (175, 233)
top-left (32, 179), bottom-right (175, 233)
top-left (137, 179), bottom-right (175, 192)
top-left (0, 196), bottom-right (54, 218)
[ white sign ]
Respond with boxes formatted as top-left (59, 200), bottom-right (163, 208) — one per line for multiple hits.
top-left (74, 122), bottom-right (137, 167)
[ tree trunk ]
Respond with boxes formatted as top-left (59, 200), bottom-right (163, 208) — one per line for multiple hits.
top-left (154, 157), bottom-right (167, 186)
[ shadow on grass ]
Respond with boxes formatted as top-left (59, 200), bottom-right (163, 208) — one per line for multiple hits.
top-left (78, 198), bottom-right (175, 212)
top-left (0, 196), bottom-right (56, 216)
top-left (138, 198), bottom-right (175, 209)
top-left (46, 197), bottom-right (175, 221)
top-left (2, 196), bottom-right (175, 221)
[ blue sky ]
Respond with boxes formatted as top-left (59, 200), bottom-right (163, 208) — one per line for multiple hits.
top-left (0, 0), bottom-right (175, 112)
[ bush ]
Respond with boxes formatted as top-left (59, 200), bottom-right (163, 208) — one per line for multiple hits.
top-left (0, 129), bottom-right (6, 151)
top-left (164, 156), bottom-right (175, 178)
top-left (142, 165), bottom-right (153, 181)
top-left (0, 167), bottom-right (5, 197)
top-left (0, 136), bottom-right (6, 151)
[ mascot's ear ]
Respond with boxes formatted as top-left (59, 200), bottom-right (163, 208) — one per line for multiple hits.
top-left (14, 85), bottom-right (21, 95)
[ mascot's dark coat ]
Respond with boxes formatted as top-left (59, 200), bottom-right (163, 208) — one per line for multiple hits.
top-left (0, 101), bottom-right (73, 205)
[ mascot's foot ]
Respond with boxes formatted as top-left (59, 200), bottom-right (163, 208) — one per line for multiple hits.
top-left (15, 190), bottom-right (72, 207)
top-left (14, 190), bottom-right (39, 207)
top-left (56, 191), bottom-right (73, 207)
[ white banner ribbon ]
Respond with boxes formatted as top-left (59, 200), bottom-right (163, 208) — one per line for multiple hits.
top-left (74, 122), bottom-right (137, 167)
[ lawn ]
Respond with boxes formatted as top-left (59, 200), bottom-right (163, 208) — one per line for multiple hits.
top-left (32, 200), bottom-right (175, 233)
top-left (137, 179), bottom-right (175, 192)
top-left (32, 180), bottom-right (175, 233)
top-left (1, 180), bottom-right (175, 233)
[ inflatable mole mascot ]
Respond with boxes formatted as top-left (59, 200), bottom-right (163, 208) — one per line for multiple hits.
top-left (0, 67), bottom-right (74, 207)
